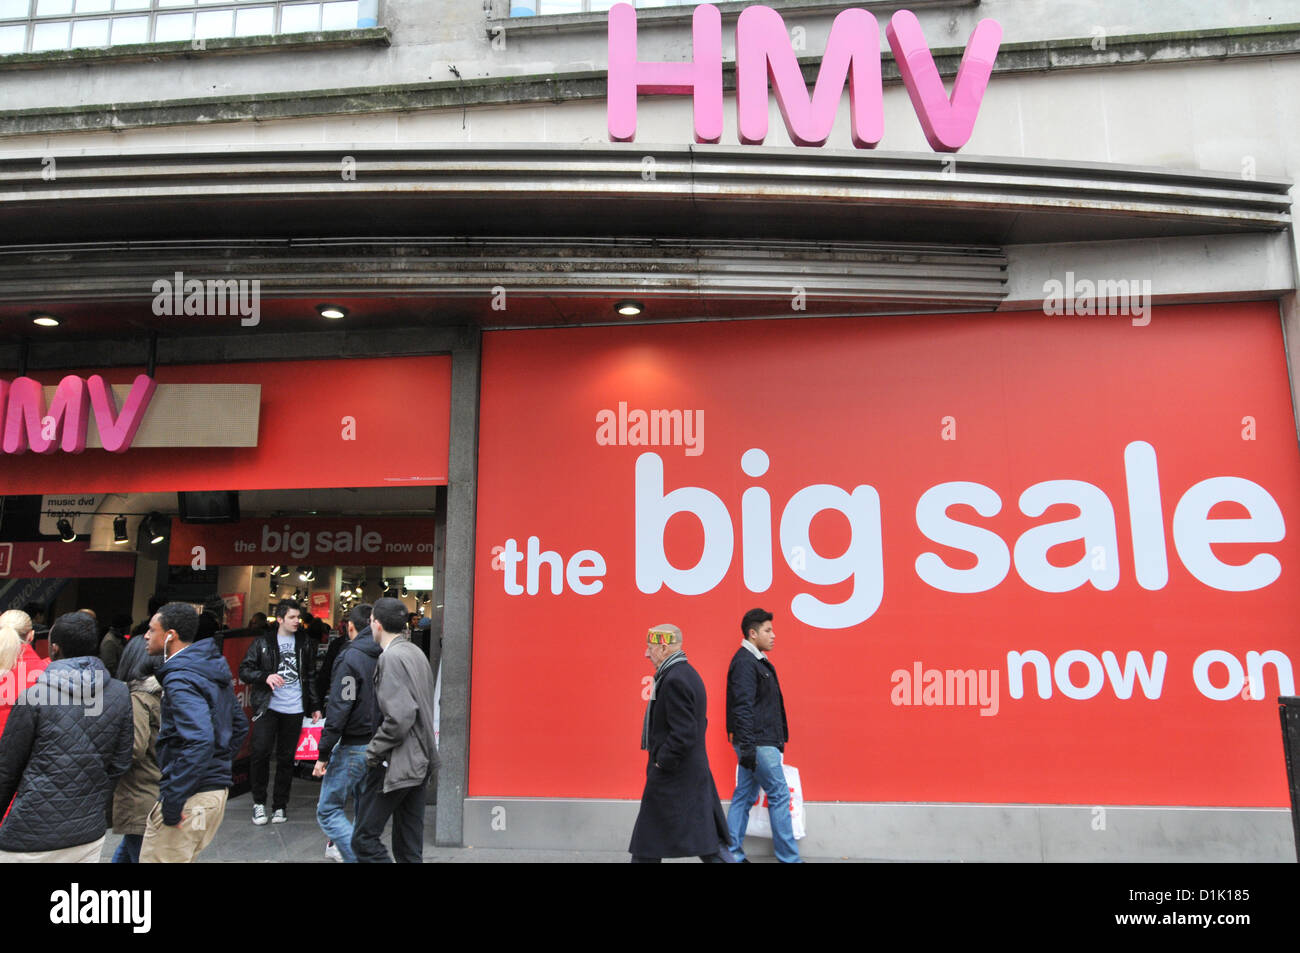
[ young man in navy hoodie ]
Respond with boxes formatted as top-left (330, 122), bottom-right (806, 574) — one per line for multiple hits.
top-left (140, 601), bottom-right (249, 863)
top-left (313, 603), bottom-right (380, 862)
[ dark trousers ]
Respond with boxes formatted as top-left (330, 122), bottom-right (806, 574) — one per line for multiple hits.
top-left (352, 764), bottom-right (426, 863)
top-left (250, 709), bottom-right (302, 810)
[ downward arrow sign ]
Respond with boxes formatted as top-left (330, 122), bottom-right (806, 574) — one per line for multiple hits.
top-left (28, 547), bottom-right (50, 574)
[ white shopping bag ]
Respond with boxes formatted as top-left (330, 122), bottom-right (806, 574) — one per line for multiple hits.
top-left (738, 763), bottom-right (806, 840)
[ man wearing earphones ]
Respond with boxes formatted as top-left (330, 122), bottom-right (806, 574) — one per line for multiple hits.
top-left (139, 601), bottom-right (249, 863)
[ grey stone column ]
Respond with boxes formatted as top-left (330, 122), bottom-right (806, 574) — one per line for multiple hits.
top-left (435, 326), bottom-right (482, 846)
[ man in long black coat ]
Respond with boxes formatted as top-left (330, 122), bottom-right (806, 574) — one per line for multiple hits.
top-left (629, 623), bottom-right (733, 863)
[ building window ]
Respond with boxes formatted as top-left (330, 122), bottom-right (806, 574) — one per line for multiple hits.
top-left (509, 0), bottom-right (692, 18)
top-left (0, 0), bottom-right (377, 54)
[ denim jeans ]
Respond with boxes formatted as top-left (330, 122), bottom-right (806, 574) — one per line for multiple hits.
top-left (315, 744), bottom-right (368, 863)
top-left (112, 833), bottom-right (143, 864)
top-left (727, 744), bottom-right (800, 863)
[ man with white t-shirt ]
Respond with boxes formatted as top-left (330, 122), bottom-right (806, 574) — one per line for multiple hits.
top-left (238, 599), bottom-right (321, 825)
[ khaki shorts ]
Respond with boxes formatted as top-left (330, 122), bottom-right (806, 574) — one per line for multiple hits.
top-left (139, 789), bottom-right (228, 863)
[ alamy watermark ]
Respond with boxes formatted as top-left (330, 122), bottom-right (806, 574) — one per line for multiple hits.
top-left (0, 663), bottom-right (105, 716)
top-left (152, 271), bottom-right (261, 327)
top-left (1042, 271), bottom-right (1151, 326)
top-left (50, 883), bottom-right (151, 933)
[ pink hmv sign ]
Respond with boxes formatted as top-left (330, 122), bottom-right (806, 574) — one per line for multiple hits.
top-left (607, 4), bottom-right (1002, 151)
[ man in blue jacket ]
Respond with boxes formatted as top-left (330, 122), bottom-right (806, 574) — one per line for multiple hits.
top-left (140, 601), bottom-right (249, 863)
top-left (313, 603), bottom-right (380, 862)
top-left (726, 607), bottom-right (799, 863)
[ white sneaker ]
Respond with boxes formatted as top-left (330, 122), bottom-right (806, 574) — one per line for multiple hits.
top-left (325, 841), bottom-right (342, 862)
top-left (271, 808), bottom-right (287, 824)
top-left (252, 803), bottom-right (268, 826)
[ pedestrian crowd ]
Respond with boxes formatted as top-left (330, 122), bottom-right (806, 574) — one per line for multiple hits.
top-left (0, 593), bottom-right (795, 864)
top-left (0, 594), bottom-right (439, 863)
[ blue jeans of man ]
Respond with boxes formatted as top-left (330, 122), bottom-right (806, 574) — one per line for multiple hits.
top-left (316, 744), bottom-right (368, 863)
top-left (727, 744), bottom-right (800, 863)
top-left (112, 834), bottom-right (143, 864)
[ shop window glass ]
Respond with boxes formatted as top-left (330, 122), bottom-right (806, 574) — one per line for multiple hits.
top-left (234, 5), bottom-right (272, 34)
top-left (7, 0), bottom-right (361, 52)
top-left (279, 1), bottom-right (318, 32)
top-left (195, 7), bottom-right (231, 35)
top-left (320, 0), bottom-right (353, 30)
top-left (109, 13), bottom-right (145, 40)
top-left (154, 9), bottom-right (191, 38)
top-left (31, 18), bottom-right (68, 47)
top-left (70, 14), bottom-right (107, 42)
top-left (518, 0), bottom-right (699, 13)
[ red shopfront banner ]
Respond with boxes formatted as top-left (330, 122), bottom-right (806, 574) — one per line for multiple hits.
top-left (469, 303), bottom-right (1300, 807)
top-left (169, 517), bottom-right (437, 566)
top-left (0, 356), bottom-right (450, 493)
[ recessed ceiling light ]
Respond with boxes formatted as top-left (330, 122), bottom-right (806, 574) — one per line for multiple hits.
top-left (318, 304), bottom-right (348, 320)
top-left (614, 300), bottom-right (643, 317)
top-left (31, 313), bottom-right (60, 327)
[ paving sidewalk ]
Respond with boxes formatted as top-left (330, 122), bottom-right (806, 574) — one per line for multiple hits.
top-left (99, 771), bottom-right (849, 862)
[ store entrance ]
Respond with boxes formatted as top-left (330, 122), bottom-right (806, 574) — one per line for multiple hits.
top-left (0, 486), bottom-right (443, 684)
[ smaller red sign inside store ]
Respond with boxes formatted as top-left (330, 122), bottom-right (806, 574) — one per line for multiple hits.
top-left (169, 518), bottom-right (437, 567)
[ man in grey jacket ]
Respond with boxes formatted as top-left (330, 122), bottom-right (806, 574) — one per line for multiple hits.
top-left (351, 597), bottom-right (438, 863)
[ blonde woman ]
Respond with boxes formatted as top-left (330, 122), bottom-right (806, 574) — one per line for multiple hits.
top-left (0, 627), bottom-right (19, 676)
top-left (0, 617), bottom-right (46, 739)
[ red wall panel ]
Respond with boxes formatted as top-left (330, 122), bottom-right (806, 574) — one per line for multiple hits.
top-left (469, 303), bottom-right (1300, 806)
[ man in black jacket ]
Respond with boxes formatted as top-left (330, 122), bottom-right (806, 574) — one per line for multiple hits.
top-left (725, 607), bottom-right (799, 863)
top-left (238, 599), bottom-right (321, 825)
top-left (0, 611), bottom-right (132, 862)
top-left (628, 623), bottom-right (733, 863)
top-left (312, 603), bottom-right (379, 862)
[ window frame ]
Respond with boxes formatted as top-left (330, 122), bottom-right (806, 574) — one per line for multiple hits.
top-left (0, 0), bottom-right (369, 54)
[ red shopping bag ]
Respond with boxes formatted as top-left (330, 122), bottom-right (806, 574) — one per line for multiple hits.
top-left (295, 717), bottom-right (322, 761)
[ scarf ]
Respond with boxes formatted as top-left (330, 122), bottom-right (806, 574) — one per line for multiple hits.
top-left (641, 650), bottom-right (689, 750)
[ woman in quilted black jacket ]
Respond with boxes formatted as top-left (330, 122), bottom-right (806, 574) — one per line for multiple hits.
top-left (0, 611), bottom-right (132, 862)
